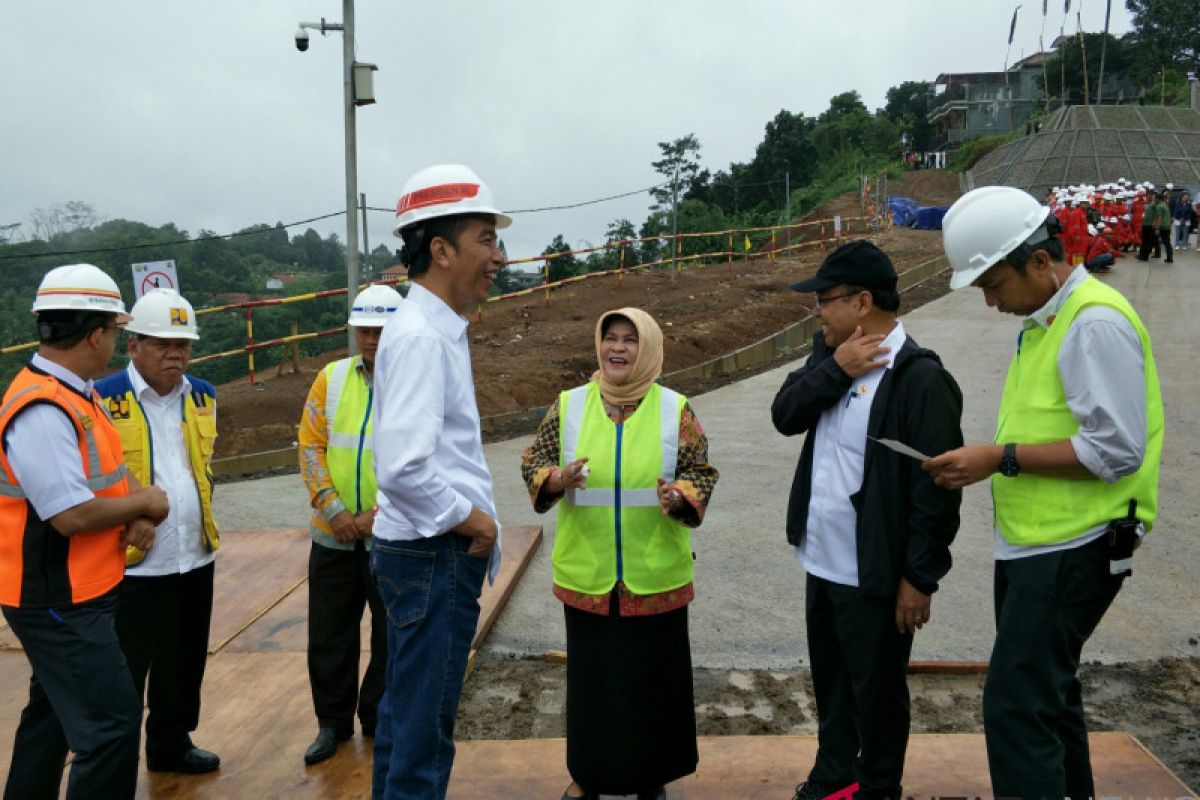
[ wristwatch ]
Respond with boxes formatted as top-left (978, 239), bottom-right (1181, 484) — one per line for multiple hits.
top-left (998, 443), bottom-right (1020, 477)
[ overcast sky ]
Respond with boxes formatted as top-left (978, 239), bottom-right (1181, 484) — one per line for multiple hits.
top-left (2, 1), bottom-right (1134, 268)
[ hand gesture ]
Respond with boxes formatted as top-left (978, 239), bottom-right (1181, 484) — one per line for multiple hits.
top-left (134, 485), bottom-right (170, 526)
top-left (121, 517), bottom-right (157, 552)
top-left (894, 577), bottom-right (931, 635)
top-left (833, 326), bottom-right (890, 378)
top-left (353, 509), bottom-right (376, 538)
top-left (329, 510), bottom-right (359, 544)
top-left (456, 505), bottom-right (499, 558)
top-left (922, 445), bottom-right (1001, 489)
top-left (550, 458), bottom-right (589, 494)
top-left (657, 478), bottom-right (683, 516)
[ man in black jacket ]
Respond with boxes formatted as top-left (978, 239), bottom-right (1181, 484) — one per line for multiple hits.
top-left (772, 241), bottom-right (963, 800)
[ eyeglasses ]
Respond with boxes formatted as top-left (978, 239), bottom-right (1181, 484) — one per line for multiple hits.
top-left (812, 290), bottom-right (862, 310)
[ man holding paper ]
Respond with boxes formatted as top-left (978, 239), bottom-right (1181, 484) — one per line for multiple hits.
top-left (771, 240), bottom-right (964, 800)
top-left (927, 186), bottom-right (1163, 800)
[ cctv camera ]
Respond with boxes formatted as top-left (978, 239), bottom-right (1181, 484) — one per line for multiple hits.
top-left (295, 27), bottom-right (310, 52)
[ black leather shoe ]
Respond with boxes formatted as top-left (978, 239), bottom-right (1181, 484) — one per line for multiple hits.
top-left (304, 727), bottom-right (351, 765)
top-left (637, 787), bottom-right (666, 800)
top-left (792, 782), bottom-right (835, 800)
top-left (147, 746), bottom-right (221, 774)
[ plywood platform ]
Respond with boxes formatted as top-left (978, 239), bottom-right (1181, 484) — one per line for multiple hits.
top-left (0, 526), bottom-right (543, 798)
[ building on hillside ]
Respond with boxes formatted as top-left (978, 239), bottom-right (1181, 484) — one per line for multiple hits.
top-left (505, 265), bottom-right (543, 290)
top-left (928, 44), bottom-right (1137, 150)
top-left (266, 273), bottom-right (297, 291)
top-left (379, 264), bottom-right (408, 281)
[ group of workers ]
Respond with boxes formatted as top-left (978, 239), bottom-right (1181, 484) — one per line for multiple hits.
top-left (1047, 178), bottom-right (1198, 268)
top-left (0, 164), bottom-right (1164, 800)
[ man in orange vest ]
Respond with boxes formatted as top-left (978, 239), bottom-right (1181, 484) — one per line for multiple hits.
top-left (0, 264), bottom-right (169, 799)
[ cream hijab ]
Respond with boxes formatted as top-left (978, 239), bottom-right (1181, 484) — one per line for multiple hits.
top-left (591, 307), bottom-right (664, 406)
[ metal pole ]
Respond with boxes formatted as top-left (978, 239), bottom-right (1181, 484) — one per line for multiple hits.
top-left (784, 172), bottom-right (791, 250)
top-left (360, 191), bottom-right (370, 282)
top-left (343, 0), bottom-right (360, 355)
top-left (670, 164), bottom-right (679, 280)
top-left (1096, 0), bottom-right (1111, 104)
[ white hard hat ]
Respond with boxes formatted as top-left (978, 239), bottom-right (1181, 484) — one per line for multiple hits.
top-left (1166, 182), bottom-right (1174, 190)
top-left (32, 263), bottom-right (129, 319)
top-left (125, 288), bottom-right (199, 340)
top-left (392, 164), bottom-right (512, 236)
top-left (1088, 224), bottom-right (1098, 236)
top-left (348, 284), bottom-right (403, 327)
top-left (942, 186), bottom-right (1052, 290)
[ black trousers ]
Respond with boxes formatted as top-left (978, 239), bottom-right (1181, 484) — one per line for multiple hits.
top-left (1136, 225), bottom-right (1158, 259)
top-left (805, 575), bottom-right (913, 800)
top-left (984, 535), bottom-right (1124, 800)
top-left (307, 540), bottom-right (387, 733)
top-left (1157, 227), bottom-right (1173, 261)
top-left (2, 588), bottom-right (141, 800)
top-left (115, 560), bottom-right (215, 760)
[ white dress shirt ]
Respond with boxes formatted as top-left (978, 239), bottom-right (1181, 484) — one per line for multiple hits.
top-left (797, 321), bottom-right (906, 587)
top-left (123, 364), bottom-right (212, 577)
top-left (372, 282), bottom-right (502, 579)
top-left (3, 354), bottom-right (97, 521)
top-left (994, 265), bottom-right (1147, 560)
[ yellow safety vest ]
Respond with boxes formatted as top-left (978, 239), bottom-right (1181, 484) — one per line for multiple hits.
top-left (97, 371), bottom-right (219, 567)
top-left (552, 382), bottom-right (691, 595)
top-left (324, 356), bottom-right (377, 516)
top-left (994, 277), bottom-right (1163, 545)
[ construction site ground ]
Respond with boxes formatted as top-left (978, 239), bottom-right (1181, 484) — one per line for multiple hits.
top-left (214, 169), bottom-right (962, 457)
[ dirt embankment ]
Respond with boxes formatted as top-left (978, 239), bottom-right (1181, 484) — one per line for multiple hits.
top-left (214, 170), bottom-right (961, 457)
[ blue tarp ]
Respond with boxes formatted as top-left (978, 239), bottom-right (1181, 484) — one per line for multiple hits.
top-left (888, 196), bottom-right (918, 226)
top-left (913, 206), bottom-right (949, 230)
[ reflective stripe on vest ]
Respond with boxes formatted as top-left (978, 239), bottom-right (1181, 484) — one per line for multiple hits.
top-left (324, 357), bottom-right (376, 514)
top-left (993, 277), bottom-right (1163, 545)
top-left (552, 382), bottom-right (691, 595)
top-left (0, 367), bottom-right (130, 607)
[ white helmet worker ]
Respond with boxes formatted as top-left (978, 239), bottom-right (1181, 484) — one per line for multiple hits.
top-left (125, 288), bottom-right (199, 340)
top-left (392, 164), bottom-right (512, 236)
top-left (348, 284), bottom-right (403, 327)
top-left (942, 186), bottom-right (1054, 290)
top-left (32, 263), bottom-right (129, 318)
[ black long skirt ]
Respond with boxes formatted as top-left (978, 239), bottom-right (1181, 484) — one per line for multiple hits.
top-left (564, 600), bottom-right (698, 795)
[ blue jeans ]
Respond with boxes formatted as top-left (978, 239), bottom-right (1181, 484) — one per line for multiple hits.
top-left (369, 533), bottom-right (486, 800)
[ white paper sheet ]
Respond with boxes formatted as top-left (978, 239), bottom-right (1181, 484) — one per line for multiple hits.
top-left (868, 436), bottom-right (931, 462)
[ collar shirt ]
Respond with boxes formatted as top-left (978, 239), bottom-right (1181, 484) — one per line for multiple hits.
top-left (372, 282), bottom-right (501, 579)
top-left (2, 353), bottom-right (98, 521)
top-left (797, 321), bottom-right (906, 587)
top-left (124, 364), bottom-right (211, 576)
top-left (995, 265), bottom-right (1147, 560)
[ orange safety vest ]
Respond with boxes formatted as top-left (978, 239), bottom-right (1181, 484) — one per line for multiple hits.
top-left (0, 366), bottom-right (130, 608)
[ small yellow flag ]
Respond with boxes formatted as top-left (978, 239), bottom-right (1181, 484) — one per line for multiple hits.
top-left (743, 234), bottom-right (752, 251)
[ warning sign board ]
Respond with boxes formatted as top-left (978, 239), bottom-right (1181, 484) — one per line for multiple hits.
top-left (131, 260), bottom-right (180, 299)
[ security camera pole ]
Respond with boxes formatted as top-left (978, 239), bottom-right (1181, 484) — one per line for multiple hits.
top-left (296, 1), bottom-right (366, 354)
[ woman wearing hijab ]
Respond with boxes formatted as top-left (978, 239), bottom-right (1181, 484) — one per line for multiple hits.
top-left (521, 307), bottom-right (719, 800)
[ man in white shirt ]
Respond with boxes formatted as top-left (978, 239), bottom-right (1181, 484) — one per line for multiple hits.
top-left (97, 289), bottom-right (221, 775)
top-left (772, 241), bottom-right (963, 800)
top-left (370, 164), bottom-right (508, 799)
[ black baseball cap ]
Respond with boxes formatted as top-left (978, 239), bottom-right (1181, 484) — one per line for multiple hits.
top-left (790, 240), bottom-right (898, 293)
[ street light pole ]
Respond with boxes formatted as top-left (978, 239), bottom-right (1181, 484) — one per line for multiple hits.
top-left (341, 0), bottom-right (360, 354)
top-left (296, 2), bottom-right (365, 354)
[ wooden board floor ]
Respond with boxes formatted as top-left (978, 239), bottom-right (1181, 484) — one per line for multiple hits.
top-left (0, 526), bottom-right (543, 798)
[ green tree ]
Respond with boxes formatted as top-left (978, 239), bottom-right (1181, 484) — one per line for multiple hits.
top-left (1045, 32), bottom-right (1135, 103)
top-left (649, 135), bottom-right (705, 211)
top-left (1125, 0), bottom-right (1199, 75)
top-left (883, 81), bottom-right (937, 151)
top-left (541, 234), bottom-right (579, 282)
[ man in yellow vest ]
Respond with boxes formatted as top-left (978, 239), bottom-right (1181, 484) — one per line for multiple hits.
top-left (297, 283), bottom-right (402, 765)
top-left (1, 264), bottom-right (168, 799)
top-left (927, 186), bottom-right (1164, 800)
top-left (97, 287), bottom-right (221, 775)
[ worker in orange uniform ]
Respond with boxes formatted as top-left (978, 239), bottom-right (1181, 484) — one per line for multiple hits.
top-left (0, 264), bottom-right (169, 800)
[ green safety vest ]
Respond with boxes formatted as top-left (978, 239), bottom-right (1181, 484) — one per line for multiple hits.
top-left (993, 277), bottom-right (1163, 546)
top-left (553, 382), bottom-right (691, 595)
top-left (325, 356), bottom-right (377, 515)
